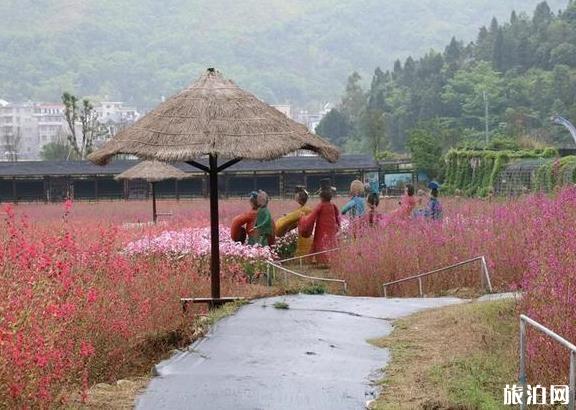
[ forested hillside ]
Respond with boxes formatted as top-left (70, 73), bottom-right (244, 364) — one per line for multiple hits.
top-left (0, 0), bottom-right (566, 108)
top-left (316, 1), bottom-right (576, 156)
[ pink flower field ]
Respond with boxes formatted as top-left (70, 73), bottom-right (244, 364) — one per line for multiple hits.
top-left (1, 190), bottom-right (575, 405)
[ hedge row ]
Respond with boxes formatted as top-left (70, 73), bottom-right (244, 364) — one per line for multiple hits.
top-left (533, 156), bottom-right (576, 192)
top-left (443, 148), bottom-right (558, 196)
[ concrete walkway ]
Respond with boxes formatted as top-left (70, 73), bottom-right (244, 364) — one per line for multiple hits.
top-left (137, 295), bottom-right (464, 410)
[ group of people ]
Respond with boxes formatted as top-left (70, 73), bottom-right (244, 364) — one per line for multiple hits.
top-left (230, 178), bottom-right (442, 262)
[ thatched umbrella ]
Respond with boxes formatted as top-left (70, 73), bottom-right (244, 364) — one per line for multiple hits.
top-left (115, 160), bottom-right (188, 223)
top-left (89, 68), bottom-right (340, 305)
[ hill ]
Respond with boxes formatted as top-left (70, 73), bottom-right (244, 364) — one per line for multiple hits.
top-left (0, 0), bottom-right (568, 108)
top-left (315, 1), bottom-right (576, 161)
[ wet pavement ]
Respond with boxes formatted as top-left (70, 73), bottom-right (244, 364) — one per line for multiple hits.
top-left (136, 295), bottom-right (464, 410)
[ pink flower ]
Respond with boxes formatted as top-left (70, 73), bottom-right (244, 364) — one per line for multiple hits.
top-left (79, 341), bottom-right (95, 358)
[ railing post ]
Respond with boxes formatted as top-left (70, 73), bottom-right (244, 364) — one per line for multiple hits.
top-left (481, 256), bottom-right (493, 293)
top-left (570, 350), bottom-right (575, 410)
top-left (418, 277), bottom-right (423, 297)
top-left (266, 264), bottom-right (272, 287)
top-left (383, 285), bottom-right (387, 298)
top-left (519, 318), bottom-right (527, 410)
top-left (479, 257), bottom-right (486, 289)
top-left (299, 257), bottom-right (303, 270)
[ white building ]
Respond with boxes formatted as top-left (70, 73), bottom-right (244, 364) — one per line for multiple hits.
top-left (0, 99), bottom-right (141, 160)
top-left (93, 101), bottom-right (140, 148)
top-left (296, 103), bottom-right (333, 133)
top-left (96, 101), bottom-right (139, 122)
top-left (34, 103), bottom-right (67, 150)
top-left (0, 102), bottom-right (45, 161)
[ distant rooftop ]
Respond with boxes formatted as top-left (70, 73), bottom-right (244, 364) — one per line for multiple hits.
top-left (0, 154), bottom-right (380, 177)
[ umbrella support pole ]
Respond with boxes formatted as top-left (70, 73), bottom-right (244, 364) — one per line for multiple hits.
top-left (208, 155), bottom-right (221, 301)
top-left (185, 156), bottom-right (243, 310)
top-left (151, 182), bottom-right (157, 224)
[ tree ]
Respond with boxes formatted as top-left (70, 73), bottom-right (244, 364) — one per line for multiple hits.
top-left (360, 109), bottom-right (388, 157)
top-left (510, 10), bottom-right (518, 25)
top-left (407, 129), bottom-right (443, 178)
top-left (441, 62), bottom-right (504, 132)
top-left (445, 37), bottom-right (462, 64)
top-left (40, 142), bottom-right (78, 160)
top-left (62, 92), bottom-right (104, 160)
top-left (533, 2), bottom-right (553, 27)
top-left (315, 109), bottom-right (353, 147)
top-left (492, 28), bottom-right (505, 71)
top-left (489, 17), bottom-right (499, 34)
top-left (340, 72), bottom-right (365, 124)
top-left (550, 43), bottom-right (576, 66)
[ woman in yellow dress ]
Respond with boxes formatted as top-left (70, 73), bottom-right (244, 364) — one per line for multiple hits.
top-left (275, 187), bottom-right (312, 256)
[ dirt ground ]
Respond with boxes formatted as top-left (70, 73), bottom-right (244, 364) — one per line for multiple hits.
top-left (370, 298), bottom-right (518, 409)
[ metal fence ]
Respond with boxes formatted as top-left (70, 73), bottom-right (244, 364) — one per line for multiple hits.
top-left (276, 247), bottom-right (341, 268)
top-left (519, 314), bottom-right (576, 409)
top-left (265, 261), bottom-right (348, 294)
top-left (266, 247), bottom-right (347, 294)
top-left (381, 256), bottom-right (493, 297)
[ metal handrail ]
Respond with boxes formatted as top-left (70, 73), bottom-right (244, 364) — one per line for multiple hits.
top-left (276, 247), bottom-right (341, 264)
top-left (520, 315), bottom-right (576, 409)
top-left (382, 256), bottom-right (493, 297)
top-left (266, 261), bottom-right (348, 294)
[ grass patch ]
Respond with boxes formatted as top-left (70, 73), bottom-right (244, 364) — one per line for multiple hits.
top-left (273, 301), bottom-right (290, 309)
top-left (372, 299), bottom-right (518, 409)
top-left (284, 282), bottom-right (327, 295)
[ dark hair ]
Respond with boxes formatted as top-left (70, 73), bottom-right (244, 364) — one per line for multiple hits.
top-left (367, 192), bottom-right (380, 207)
top-left (406, 183), bottom-right (415, 196)
top-left (430, 188), bottom-right (438, 198)
top-left (248, 191), bottom-right (259, 209)
top-left (319, 189), bottom-right (333, 202)
top-left (295, 186), bottom-right (309, 205)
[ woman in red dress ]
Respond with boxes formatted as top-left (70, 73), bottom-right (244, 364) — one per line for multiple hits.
top-left (396, 183), bottom-right (417, 219)
top-left (299, 182), bottom-right (340, 264)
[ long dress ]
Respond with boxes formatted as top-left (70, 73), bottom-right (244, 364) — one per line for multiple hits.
top-left (395, 194), bottom-right (417, 219)
top-left (425, 197), bottom-right (443, 220)
top-left (299, 201), bottom-right (340, 263)
top-left (379, 194), bottom-right (417, 228)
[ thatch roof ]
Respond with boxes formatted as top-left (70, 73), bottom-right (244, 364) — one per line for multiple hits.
top-left (89, 68), bottom-right (340, 165)
top-left (114, 160), bottom-right (188, 182)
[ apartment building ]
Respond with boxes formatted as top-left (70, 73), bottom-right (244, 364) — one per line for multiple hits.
top-left (0, 100), bottom-right (140, 160)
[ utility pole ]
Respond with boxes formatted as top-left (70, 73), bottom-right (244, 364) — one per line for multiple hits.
top-left (483, 90), bottom-right (489, 145)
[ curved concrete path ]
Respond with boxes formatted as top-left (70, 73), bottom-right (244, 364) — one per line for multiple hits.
top-left (137, 295), bottom-right (463, 410)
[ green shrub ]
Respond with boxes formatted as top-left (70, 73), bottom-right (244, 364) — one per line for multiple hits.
top-left (443, 148), bottom-right (559, 196)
